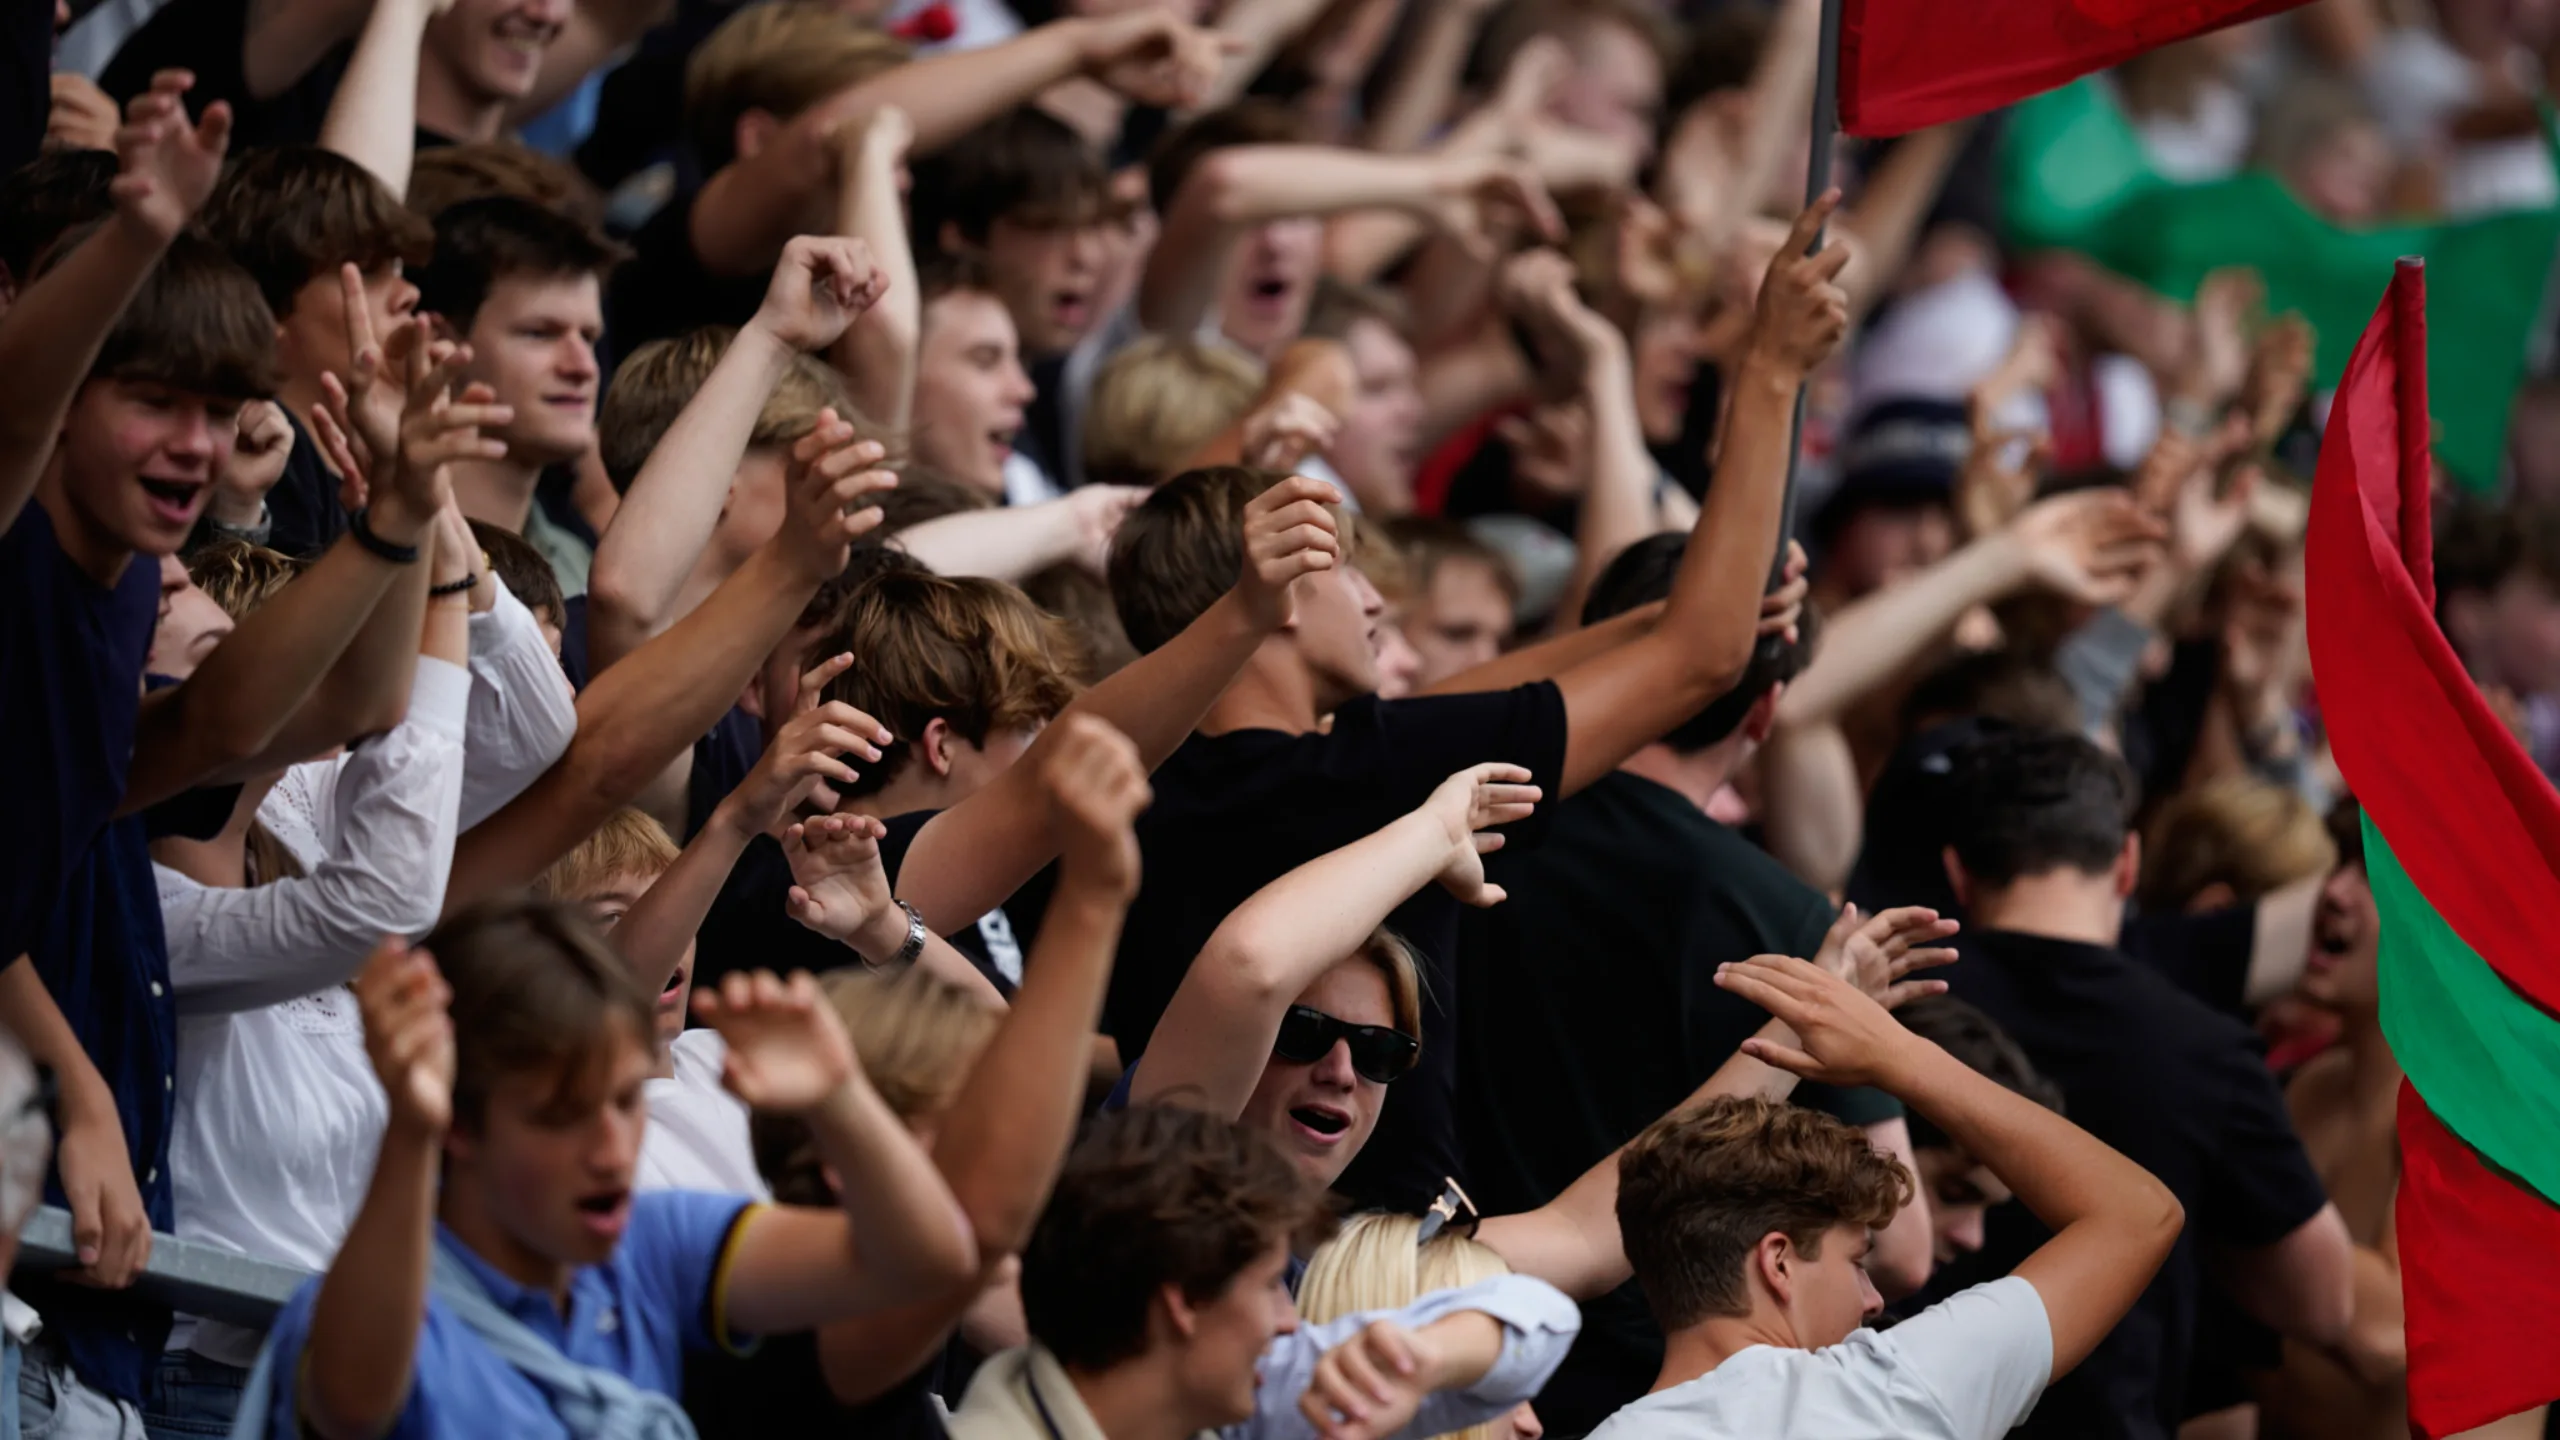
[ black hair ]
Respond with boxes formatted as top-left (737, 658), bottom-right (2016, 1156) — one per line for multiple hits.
top-left (0, 149), bottom-right (116, 290)
top-left (1944, 728), bottom-right (2137, 887)
top-left (1582, 533), bottom-right (1819, 752)
top-left (909, 106), bottom-right (1108, 248)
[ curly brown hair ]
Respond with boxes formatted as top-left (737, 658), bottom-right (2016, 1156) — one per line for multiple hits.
top-left (1617, 1097), bottom-right (1911, 1330)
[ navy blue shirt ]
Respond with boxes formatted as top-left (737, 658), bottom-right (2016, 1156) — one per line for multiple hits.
top-left (0, 502), bottom-right (159, 966)
top-left (254, 1192), bottom-right (759, 1439)
top-left (21, 811), bottom-right (180, 1404)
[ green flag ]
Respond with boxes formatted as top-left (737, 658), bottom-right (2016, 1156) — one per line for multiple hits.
top-left (1998, 79), bottom-right (2560, 490)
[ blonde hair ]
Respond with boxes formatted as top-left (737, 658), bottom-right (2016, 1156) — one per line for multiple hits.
top-left (535, 809), bottom-right (682, 903)
top-left (755, 967), bottom-right (1000, 1203)
top-left (599, 325), bottom-right (854, 490)
top-left (1356, 928), bottom-right (1427, 1043)
top-left (2138, 776), bottom-right (2337, 913)
top-left (188, 539), bottom-right (303, 620)
top-left (1298, 1213), bottom-right (1515, 1440)
top-left (686, 3), bottom-right (911, 171)
top-left (1083, 337), bottom-right (1265, 489)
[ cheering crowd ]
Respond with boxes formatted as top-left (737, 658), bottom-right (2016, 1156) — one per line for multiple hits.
top-left (6, 0), bottom-right (2560, 1434)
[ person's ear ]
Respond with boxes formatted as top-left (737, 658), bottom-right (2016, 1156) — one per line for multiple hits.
top-left (1742, 685), bottom-right (1784, 746)
top-left (735, 109), bottom-right (781, 165)
top-left (921, 716), bottom-right (959, 778)
top-left (2183, 880), bottom-right (2237, 915)
top-left (1941, 845), bottom-right (1974, 909)
top-left (1159, 1282), bottom-right (1203, 1342)
top-left (2114, 833), bottom-right (2140, 901)
top-left (736, 675), bottom-right (770, 724)
top-left (939, 221), bottom-right (983, 261)
top-left (1754, 1231), bottom-right (1794, 1308)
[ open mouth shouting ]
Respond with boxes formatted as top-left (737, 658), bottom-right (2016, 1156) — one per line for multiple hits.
top-left (138, 474), bottom-right (209, 529)
top-left (1287, 1103), bottom-right (1352, 1146)
top-left (573, 1187), bottom-right (633, 1244)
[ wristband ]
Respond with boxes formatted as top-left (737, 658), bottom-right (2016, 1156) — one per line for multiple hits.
top-left (204, 503), bottom-right (272, 547)
top-left (429, 573), bottom-right (480, 598)
top-left (348, 507), bottom-right (422, 564)
top-left (891, 898), bottom-right (926, 965)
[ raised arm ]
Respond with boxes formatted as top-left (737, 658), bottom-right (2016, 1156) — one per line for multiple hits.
top-left (122, 335), bottom-right (498, 812)
top-left (1140, 146), bottom-right (1555, 338)
top-left (893, 486), bottom-right (1148, 583)
top-left (831, 108), bottom-right (922, 434)
top-left (701, 970), bottom-right (979, 1332)
top-left (301, 939), bottom-right (454, 1440)
top-left (1476, 906), bottom-right (1955, 1300)
top-left (1717, 952), bottom-right (2185, 1380)
top-left (891, 475), bottom-right (1342, 934)
top-left (586, 238), bottom-right (886, 673)
top-left (1, 70), bottom-right (226, 534)
top-left (445, 416), bottom-right (895, 908)
top-left (779, 815), bottom-right (1008, 1007)
top-left (317, 0), bottom-right (433, 195)
top-left (1131, 765), bottom-right (1537, 1115)
top-left (690, 13), bottom-right (1223, 277)
top-left (1542, 195), bottom-right (1843, 797)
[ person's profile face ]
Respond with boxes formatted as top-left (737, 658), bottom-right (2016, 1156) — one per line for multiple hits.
top-left (913, 290), bottom-right (1038, 500)
top-left (1402, 558), bottom-right (1514, 689)
top-left (1173, 1243), bottom-right (1299, 1427)
top-left (60, 379), bottom-right (240, 559)
top-left (1370, 610), bottom-right (1423, 700)
top-left (427, 0), bottom-right (572, 104)
top-left (2301, 859), bottom-right (2381, 1015)
top-left (1285, 557), bottom-right (1385, 712)
top-left (1239, 958), bottom-right (1396, 1188)
top-left (456, 1023), bottom-right (654, 1272)
top-left (1788, 1222), bottom-right (1883, 1347)
top-left (466, 272), bottom-right (604, 468)
top-left (1331, 319), bottom-right (1423, 515)
top-left (981, 215), bottom-right (1108, 358)
top-left (1914, 1146), bottom-right (2010, 1267)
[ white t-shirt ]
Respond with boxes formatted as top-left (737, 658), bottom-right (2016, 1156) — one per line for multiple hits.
top-left (1585, 1277), bottom-right (2053, 1440)
top-left (638, 1031), bottom-right (770, 1198)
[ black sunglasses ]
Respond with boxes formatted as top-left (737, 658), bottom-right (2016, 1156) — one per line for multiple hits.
top-left (1272, 1005), bottom-right (1419, 1085)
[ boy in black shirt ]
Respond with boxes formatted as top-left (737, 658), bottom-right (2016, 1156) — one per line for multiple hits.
top-left (1935, 728), bottom-right (2352, 1440)
top-left (1094, 197), bottom-right (1847, 1212)
top-left (1455, 534), bottom-right (1932, 1437)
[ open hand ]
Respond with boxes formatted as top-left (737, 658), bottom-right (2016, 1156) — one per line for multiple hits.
top-left (1419, 763), bottom-right (1540, 907)
top-left (783, 813), bottom-right (900, 952)
top-left (1808, 903), bottom-right (1958, 1010)
top-left (2177, 267), bottom-right (2260, 412)
top-left (1236, 474), bottom-right (1344, 630)
top-left (776, 408), bottom-right (898, 585)
top-left (696, 970), bottom-right (860, 1115)
top-left (2242, 313), bottom-right (2313, 446)
top-left (1243, 393), bottom-right (1341, 475)
top-left (738, 699), bottom-right (888, 839)
top-left (354, 938), bottom-right (456, 1138)
top-left (1744, 190), bottom-right (1852, 380)
top-left (1061, 484), bottom-right (1149, 575)
top-left (110, 70), bottom-right (230, 242)
top-left (1500, 248), bottom-right (1622, 399)
top-left (1717, 952), bottom-right (1929, 1089)
top-left (1042, 714), bottom-right (1153, 899)
top-left (314, 269), bottom-right (423, 507)
top-left (381, 338), bottom-right (510, 530)
top-left (48, 72), bottom-right (121, 153)
top-left (2008, 488), bottom-right (2167, 606)
top-left (752, 236), bottom-right (888, 354)
top-left (1955, 424), bottom-right (2048, 541)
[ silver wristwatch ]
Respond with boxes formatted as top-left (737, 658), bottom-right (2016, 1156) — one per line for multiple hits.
top-left (891, 898), bottom-right (927, 965)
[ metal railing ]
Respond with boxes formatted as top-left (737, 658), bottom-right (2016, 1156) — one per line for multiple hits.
top-left (12, 1206), bottom-right (307, 1327)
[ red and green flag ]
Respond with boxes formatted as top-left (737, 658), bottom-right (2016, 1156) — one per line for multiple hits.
top-left (1837, 0), bottom-right (2305, 136)
top-left (2304, 260), bottom-right (2560, 1439)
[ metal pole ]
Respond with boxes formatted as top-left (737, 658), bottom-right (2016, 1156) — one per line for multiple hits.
top-left (1767, 0), bottom-right (1843, 599)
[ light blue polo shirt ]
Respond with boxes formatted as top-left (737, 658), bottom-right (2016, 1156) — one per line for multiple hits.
top-left (254, 1190), bottom-right (759, 1439)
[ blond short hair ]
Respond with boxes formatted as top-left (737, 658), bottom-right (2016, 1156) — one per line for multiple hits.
top-left (598, 325), bottom-right (854, 492)
top-left (535, 809), bottom-right (681, 902)
top-left (1298, 1213), bottom-right (1514, 1440)
top-left (687, 3), bottom-right (911, 171)
top-left (2139, 777), bottom-right (2338, 913)
top-left (1083, 336), bottom-right (1264, 489)
top-left (755, 967), bottom-right (1000, 1204)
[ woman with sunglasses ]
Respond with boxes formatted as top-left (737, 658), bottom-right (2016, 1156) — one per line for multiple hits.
top-left (1126, 762), bottom-right (1960, 1302)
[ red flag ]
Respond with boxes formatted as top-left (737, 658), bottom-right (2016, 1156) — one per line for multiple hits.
top-left (1837, 0), bottom-right (2308, 137)
top-left (2397, 1091), bottom-right (2560, 1437)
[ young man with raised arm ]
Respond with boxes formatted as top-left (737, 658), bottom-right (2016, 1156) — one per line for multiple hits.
top-left (1592, 951), bottom-right (2185, 1439)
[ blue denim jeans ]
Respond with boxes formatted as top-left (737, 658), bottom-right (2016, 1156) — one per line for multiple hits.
top-left (12, 1335), bottom-right (144, 1440)
top-left (135, 1352), bottom-right (245, 1440)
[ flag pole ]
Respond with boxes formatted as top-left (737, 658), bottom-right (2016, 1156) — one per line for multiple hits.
top-left (1761, 0), bottom-right (1843, 626)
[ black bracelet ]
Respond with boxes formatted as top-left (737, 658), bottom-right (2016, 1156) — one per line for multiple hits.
top-left (347, 507), bottom-right (422, 565)
top-left (428, 573), bottom-right (479, 598)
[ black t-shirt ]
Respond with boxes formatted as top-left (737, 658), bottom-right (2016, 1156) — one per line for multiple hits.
top-left (1457, 770), bottom-right (1901, 1439)
top-left (102, 0), bottom-right (459, 155)
top-left (692, 808), bottom-right (1027, 1000)
top-left (1941, 929), bottom-right (2330, 1440)
top-left (1100, 683), bottom-right (1571, 1214)
top-left (608, 189), bottom-right (770, 356)
top-left (685, 1327), bottom-right (958, 1440)
top-left (265, 409), bottom-right (349, 561)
